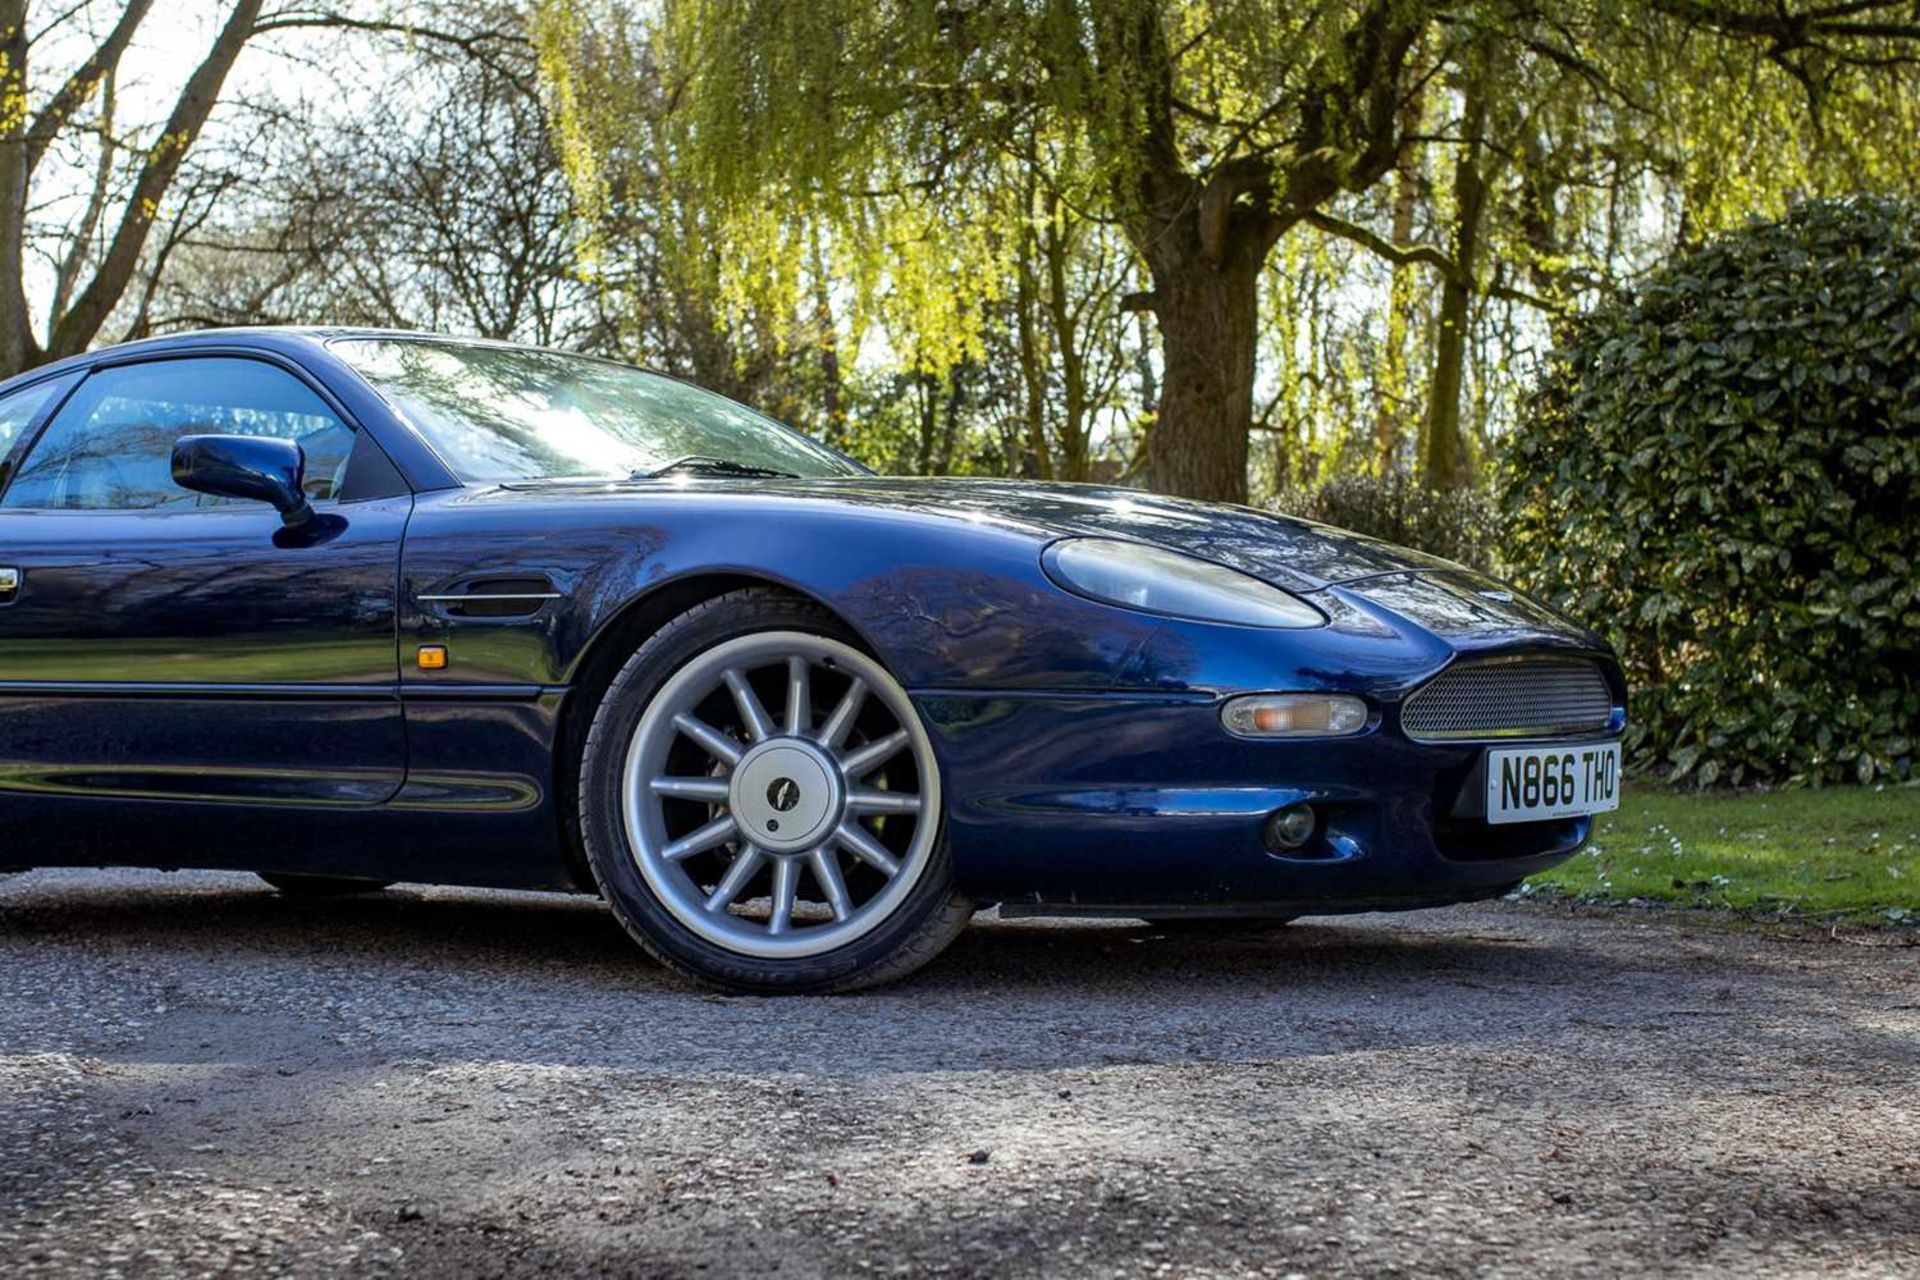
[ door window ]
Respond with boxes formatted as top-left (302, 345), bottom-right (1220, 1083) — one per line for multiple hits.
top-left (0, 358), bottom-right (358, 511)
top-left (0, 378), bottom-right (65, 459)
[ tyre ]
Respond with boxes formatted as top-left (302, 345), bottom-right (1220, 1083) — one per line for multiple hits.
top-left (257, 873), bottom-right (393, 896)
top-left (578, 589), bottom-right (972, 993)
top-left (1141, 916), bottom-right (1295, 934)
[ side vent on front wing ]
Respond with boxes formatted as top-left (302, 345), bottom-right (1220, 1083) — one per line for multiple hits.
top-left (419, 576), bottom-right (561, 619)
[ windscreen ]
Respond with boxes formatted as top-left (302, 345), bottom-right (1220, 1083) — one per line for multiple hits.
top-left (332, 338), bottom-right (861, 483)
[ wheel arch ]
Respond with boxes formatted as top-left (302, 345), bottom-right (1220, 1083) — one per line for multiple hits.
top-left (551, 571), bottom-right (883, 890)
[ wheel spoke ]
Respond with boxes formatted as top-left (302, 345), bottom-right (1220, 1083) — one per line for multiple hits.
top-left (815, 676), bottom-right (867, 749)
top-left (724, 667), bottom-right (776, 742)
top-left (767, 856), bottom-right (798, 934)
top-left (672, 712), bottom-right (742, 768)
top-left (651, 776), bottom-right (730, 802)
top-left (785, 656), bottom-right (811, 735)
top-left (847, 787), bottom-right (921, 816)
top-left (839, 728), bottom-right (909, 780)
top-left (662, 813), bottom-right (738, 862)
top-left (836, 820), bottom-right (901, 877)
top-left (703, 845), bottom-right (765, 913)
top-left (628, 631), bottom-right (942, 959)
top-left (808, 846), bottom-right (853, 922)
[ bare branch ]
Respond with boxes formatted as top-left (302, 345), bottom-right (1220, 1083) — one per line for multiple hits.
top-left (1304, 209), bottom-right (1459, 277)
top-left (25, 0), bottom-right (152, 177)
top-left (48, 66), bottom-right (117, 327)
top-left (1487, 282), bottom-right (1570, 313)
top-left (47, 0), bottom-right (266, 359)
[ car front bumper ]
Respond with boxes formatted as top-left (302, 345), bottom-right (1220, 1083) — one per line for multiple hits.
top-left (917, 690), bottom-right (1609, 916)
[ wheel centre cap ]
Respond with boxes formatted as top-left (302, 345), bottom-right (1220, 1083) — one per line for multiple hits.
top-left (729, 739), bottom-right (842, 854)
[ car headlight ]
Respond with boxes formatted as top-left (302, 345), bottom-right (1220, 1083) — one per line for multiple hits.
top-left (1041, 537), bottom-right (1325, 629)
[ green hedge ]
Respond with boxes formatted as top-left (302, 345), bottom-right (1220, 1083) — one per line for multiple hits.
top-left (1274, 469), bottom-right (1497, 573)
top-left (1500, 197), bottom-right (1919, 786)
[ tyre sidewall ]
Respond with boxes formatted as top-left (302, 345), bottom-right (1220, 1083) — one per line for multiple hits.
top-left (579, 592), bottom-right (958, 993)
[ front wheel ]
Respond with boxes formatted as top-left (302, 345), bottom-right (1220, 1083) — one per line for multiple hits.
top-left (578, 590), bottom-right (971, 993)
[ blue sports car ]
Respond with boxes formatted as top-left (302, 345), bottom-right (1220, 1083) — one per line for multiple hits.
top-left (0, 329), bottom-right (1625, 991)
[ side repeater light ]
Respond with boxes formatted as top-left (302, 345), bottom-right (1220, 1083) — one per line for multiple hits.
top-left (1222, 693), bottom-right (1368, 739)
top-left (417, 645), bottom-right (449, 671)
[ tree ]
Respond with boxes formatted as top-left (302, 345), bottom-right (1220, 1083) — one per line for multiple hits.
top-left (1, 0), bottom-right (262, 376)
top-left (543, 0), bottom-right (1920, 503)
top-left (0, 0), bottom-right (529, 379)
top-left (997, 130), bottom-right (1138, 482)
top-left (135, 25), bottom-right (601, 350)
top-left (538, 0), bottom-right (1436, 503)
top-left (1277, 2), bottom-right (1920, 492)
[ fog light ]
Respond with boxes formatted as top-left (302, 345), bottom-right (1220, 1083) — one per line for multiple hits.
top-left (1222, 693), bottom-right (1368, 738)
top-left (1264, 804), bottom-right (1318, 851)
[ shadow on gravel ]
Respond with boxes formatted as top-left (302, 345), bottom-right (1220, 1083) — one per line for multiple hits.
top-left (16, 870), bottom-right (1913, 1082)
top-left (0, 874), bottom-right (1615, 996)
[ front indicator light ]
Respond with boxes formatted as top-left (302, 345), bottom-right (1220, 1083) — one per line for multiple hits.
top-left (1222, 693), bottom-right (1368, 739)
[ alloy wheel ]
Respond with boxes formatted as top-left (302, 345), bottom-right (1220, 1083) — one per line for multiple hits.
top-left (620, 631), bottom-right (941, 959)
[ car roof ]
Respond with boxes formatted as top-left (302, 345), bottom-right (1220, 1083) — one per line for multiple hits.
top-left (0, 327), bottom-right (594, 396)
top-left (0, 327), bottom-right (317, 392)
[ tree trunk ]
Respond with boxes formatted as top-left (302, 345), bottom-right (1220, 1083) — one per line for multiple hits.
top-left (1421, 63), bottom-right (1489, 492)
top-left (1422, 273), bottom-right (1473, 489)
top-left (43, 0), bottom-right (263, 363)
top-left (0, 0), bottom-right (34, 378)
top-left (1518, 130), bottom-right (1560, 300)
top-left (1146, 254), bottom-right (1261, 504)
top-left (934, 367), bottom-right (965, 475)
top-left (911, 376), bottom-right (930, 474)
top-left (49, 70), bottom-right (117, 331)
top-left (807, 225), bottom-right (844, 450)
top-left (1013, 178), bottom-right (1052, 480)
top-left (1377, 134), bottom-right (1421, 476)
top-left (1132, 309), bottom-right (1157, 422)
top-left (1042, 195), bottom-right (1091, 483)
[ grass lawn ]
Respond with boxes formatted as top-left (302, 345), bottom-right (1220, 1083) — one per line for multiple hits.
top-left (1528, 783), bottom-right (1920, 926)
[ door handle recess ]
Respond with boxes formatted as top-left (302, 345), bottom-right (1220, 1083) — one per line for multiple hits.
top-left (0, 568), bottom-right (17, 604)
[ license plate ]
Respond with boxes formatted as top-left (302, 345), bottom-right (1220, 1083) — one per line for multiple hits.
top-left (1484, 741), bottom-right (1620, 824)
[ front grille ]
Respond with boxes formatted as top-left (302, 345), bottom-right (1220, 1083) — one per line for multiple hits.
top-left (1401, 658), bottom-right (1613, 743)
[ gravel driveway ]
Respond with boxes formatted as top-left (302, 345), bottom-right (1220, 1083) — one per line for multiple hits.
top-left (2, 868), bottom-right (1915, 1278)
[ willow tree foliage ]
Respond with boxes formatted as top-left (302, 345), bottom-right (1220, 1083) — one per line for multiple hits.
top-left (526, 3), bottom-right (1920, 506)
top-left (538, 0), bottom-right (1920, 502)
top-left (1255, 2), bottom-right (1920, 497)
top-left (540, 0), bottom-right (1443, 502)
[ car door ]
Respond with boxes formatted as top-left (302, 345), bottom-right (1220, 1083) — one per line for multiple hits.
top-left (0, 353), bottom-right (412, 810)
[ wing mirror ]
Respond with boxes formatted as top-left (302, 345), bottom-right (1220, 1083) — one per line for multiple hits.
top-left (171, 435), bottom-right (315, 529)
